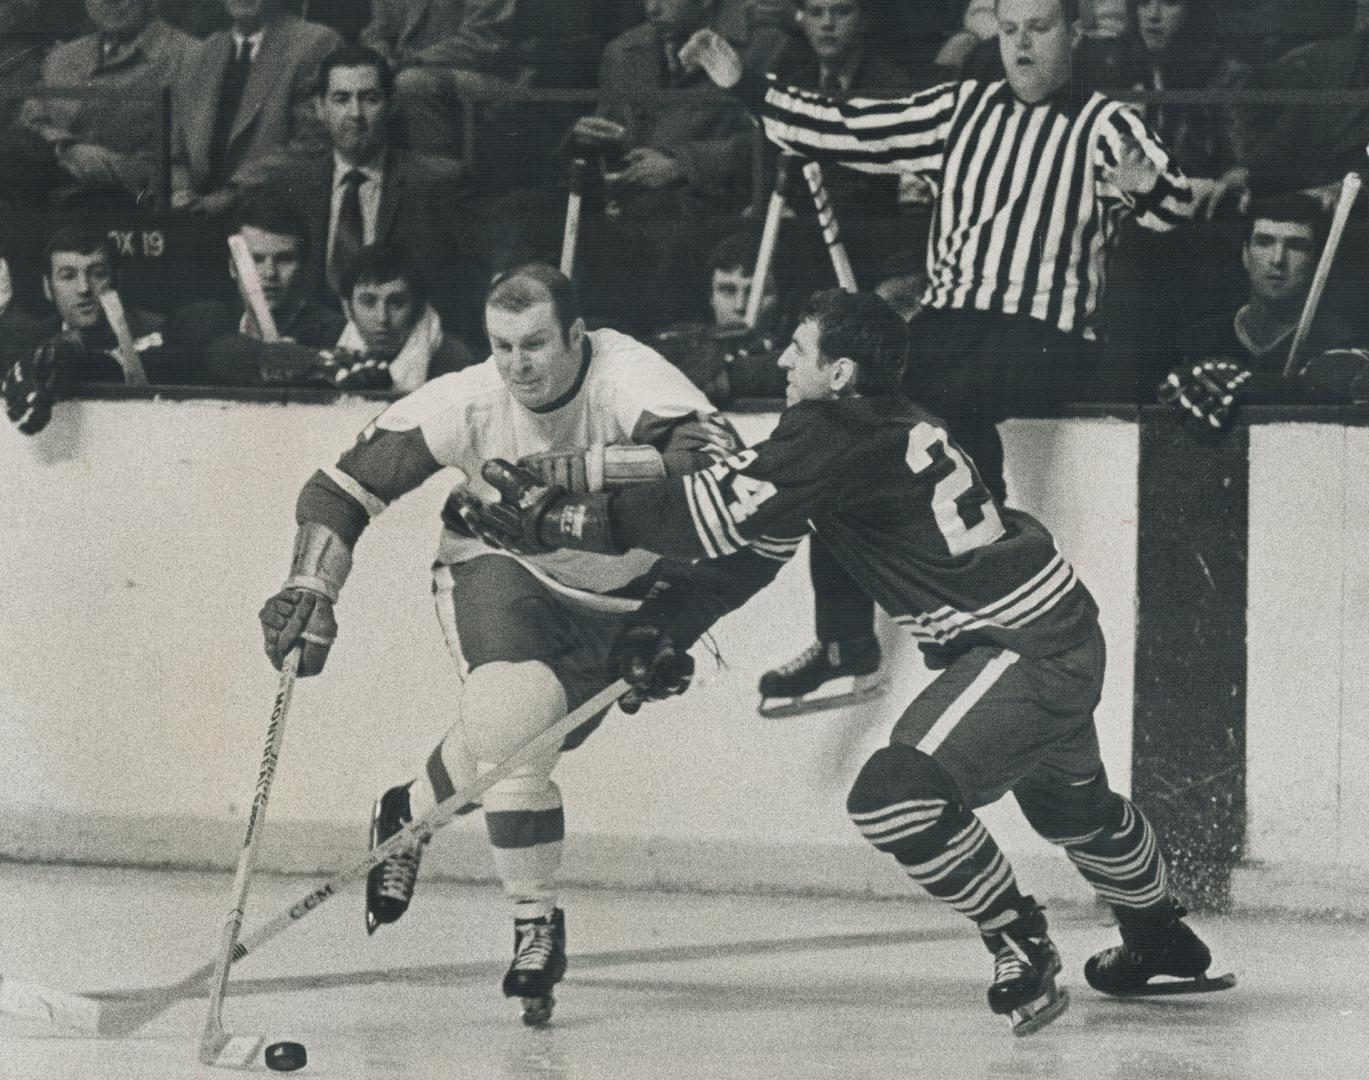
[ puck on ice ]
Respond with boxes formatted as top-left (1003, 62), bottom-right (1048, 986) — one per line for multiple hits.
top-left (265, 1041), bottom-right (307, 1072)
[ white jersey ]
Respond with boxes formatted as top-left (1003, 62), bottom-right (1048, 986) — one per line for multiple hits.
top-left (299, 328), bottom-right (721, 610)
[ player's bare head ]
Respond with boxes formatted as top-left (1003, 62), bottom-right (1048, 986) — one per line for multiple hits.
top-left (230, 194), bottom-right (307, 312)
top-left (996, 0), bottom-right (1081, 103)
top-left (709, 232), bottom-right (780, 329)
top-left (223, 0), bottom-right (276, 34)
top-left (85, 1), bottom-right (153, 35)
top-left (1242, 193), bottom-right (1325, 309)
top-left (780, 289), bottom-right (907, 404)
top-left (340, 243), bottom-right (425, 358)
top-left (43, 226), bottom-right (114, 330)
top-left (317, 45), bottom-right (394, 161)
top-left (485, 264), bottom-right (587, 409)
top-left (800, 1), bottom-right (867, 64)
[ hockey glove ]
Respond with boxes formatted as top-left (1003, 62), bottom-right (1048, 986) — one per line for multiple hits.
top-left (518, 444), bottom-right (666, 492)
top-left (1158, 359), bottom-right (1253, 431)
top-left (316, 348), bottom-right (393, 391)
top-left (3, 342), bottom-right (63, 435)
top-left (612, 624), bottom-right (694, 715)
top-left (259, 587), bottom-right (337, 677)
top-left (450, 459), bottom-right (618, 555)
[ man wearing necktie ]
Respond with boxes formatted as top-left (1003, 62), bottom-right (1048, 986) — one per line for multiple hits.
top-left (170, 0), bottom-right (340, 217)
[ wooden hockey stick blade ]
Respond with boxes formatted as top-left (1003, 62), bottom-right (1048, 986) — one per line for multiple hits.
top-left (0, 678), bottom-right (632, 1039)
top-left (228, 234), bottom-right (280, 343)
top-left (1284, 172), bottom-right (1360, 377)
top-left (96, 290), bottom-right (149, 386)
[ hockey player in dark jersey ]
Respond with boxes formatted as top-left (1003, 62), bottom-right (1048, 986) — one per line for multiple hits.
top-left (455, 288), bottom-right (1233, 1036)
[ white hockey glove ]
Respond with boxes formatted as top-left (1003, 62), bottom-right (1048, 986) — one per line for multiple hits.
top-left (517, 444), bottom-right (666, 492)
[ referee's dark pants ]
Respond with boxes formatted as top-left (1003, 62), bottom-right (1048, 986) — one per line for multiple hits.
top-left (812, 307), bottom-right (1100, 643)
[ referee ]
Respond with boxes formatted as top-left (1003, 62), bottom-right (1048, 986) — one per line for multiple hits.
top-left (681, 0), bottom-right (1195, 707)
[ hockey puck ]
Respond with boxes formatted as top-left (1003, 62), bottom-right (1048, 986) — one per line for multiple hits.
top-left (265, 1041), bottom-right (307, 1072)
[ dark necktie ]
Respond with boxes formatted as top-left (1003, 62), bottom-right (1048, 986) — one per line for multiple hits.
top-left (207, 38), bottom-right (253, 189)
top-left (330, 169), bottom-right (367, 294)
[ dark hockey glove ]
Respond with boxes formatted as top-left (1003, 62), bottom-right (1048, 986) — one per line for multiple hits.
top-left (612, 624), bottom-right (695, 715)
top-left (1297, 348), bottom-right (1369, 403)
top-left (1158, 358), bottom-right (1253, 431)
top-left (449, 459), bottom-right (618, 555)
top-left (316, 348), bottom-right (393, 391)
top-left (259, 587), bottom-right (337, 677)
top-left (3, 342), bottom-right (63, 435)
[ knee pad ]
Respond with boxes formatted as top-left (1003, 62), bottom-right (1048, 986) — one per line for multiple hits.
top-left (848, 744), bottom-right (962, 817)
top-left (1015, 769), bottom-right (1124, 846)
top-left (460, 660), bottom-right (567, 771)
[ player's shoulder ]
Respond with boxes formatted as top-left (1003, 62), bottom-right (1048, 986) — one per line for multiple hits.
top-left (377, 357), bottom-right (502, 428)
top-left (588, 328), bottom-right (712, 406)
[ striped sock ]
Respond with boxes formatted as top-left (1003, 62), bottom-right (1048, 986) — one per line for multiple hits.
top-left (1063, 798), bottom-right (1170, 911)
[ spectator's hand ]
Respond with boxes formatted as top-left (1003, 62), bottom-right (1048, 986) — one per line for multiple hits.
top-left (934, 30), bottom-right (982, 72)
top-left (1189, 167), bottom-right (1249, 222)
top-left (570, 116), bottom-right (628, 153)
top-left (1158, 358), bottom-right (1252, 431)
top-left (259, 587), bottom-right (336, 677)
top-left (1102, 133), bottom-right (1160, 197)
top-left (620, 147), bottom-right (684, 189)
top-left (678, 28), bottom-right (744, 88)
top-left (171, 188), bottom-right (197, 211)
top-left (612, 624), bottom-right (694, 715)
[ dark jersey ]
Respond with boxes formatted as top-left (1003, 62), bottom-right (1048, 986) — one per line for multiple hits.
top-left (612, 394), bottom-right (1098, 660)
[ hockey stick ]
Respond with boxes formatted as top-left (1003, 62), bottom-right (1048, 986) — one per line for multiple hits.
top-left (560, 157), bottom-right (590, 280)
top-left (0, 677), bottom-right (631, 1046)
top-left (746, 153), bottom-right (798, 328)
top-left (199, 648), bottom-right (300, 1068)
top-left (1283, 171), bottom-right (1361, 377)
top-left (97, 289), bottom-right (149, 386)
top-left (800, 161), bottom-right (858, 292)
top-left (228, 233), bottom-right (280, 343)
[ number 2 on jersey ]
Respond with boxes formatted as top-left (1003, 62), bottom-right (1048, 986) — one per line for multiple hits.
top-left (904, 422), bottom-right (1004, 556)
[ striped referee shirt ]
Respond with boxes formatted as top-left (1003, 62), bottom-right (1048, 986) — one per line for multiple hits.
top-left (746, 75), bottom-right (1194, 340)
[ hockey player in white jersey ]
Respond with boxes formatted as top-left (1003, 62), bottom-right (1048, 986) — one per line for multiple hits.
top-left (258, 263), bottom-right (739, 1024)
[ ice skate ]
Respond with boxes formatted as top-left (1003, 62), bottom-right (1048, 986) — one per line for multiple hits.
top-left (365, 784), bottom-right (425, 935)
top-left (502, 908), bottom-right (567, 1026)
top-left (757, 636), bottom-right (885, 718)
top-left (1085, 904), bottom-right (1235, 997)
top-left (980, 900), bottom-right (1070, 1036)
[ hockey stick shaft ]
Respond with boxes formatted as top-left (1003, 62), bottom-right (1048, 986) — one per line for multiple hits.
top-left (199, 648), bottom-right (300, 1063)
top-left (1284, 172), bottom-right (1361, 377)
top-left (228, 234), bottom-right (280, 343)
top-left (746, 154), bottom-right (796, 328)
top-left (97, 289), bottom-right (149, 386)
top-left (10, 676), bottom-right (633, 1038)
top-left (800, 161), bottom-right (858, 291)
top-left (560, 158), bottom-right (589, 280)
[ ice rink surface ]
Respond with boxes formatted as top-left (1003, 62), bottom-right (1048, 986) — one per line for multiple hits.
top-left (1, 863), bottom-right (1364, 1080)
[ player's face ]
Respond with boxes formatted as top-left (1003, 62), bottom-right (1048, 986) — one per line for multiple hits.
top-left (1136, 0), bottom-right (1189, 57)
top-left (346, 278), bottom-right (419, 358)
top-left (1243, 219), bottom-right (1317, 306)
top-left (997, 0), bottom-right (1079, 103)
top-left (710, 266), bottom-right (777, 328)
top-left (85, 0), bottom-right (152, 35)
top-left (320, 65), bottom-right (390, 162)
top-left (645, 0), bottom-right (712, 37)
top-left (487, 301), bottom-right (586, 409)
top-left (801, 1), bottom-right (864, 62)
top-left (778, 318), bottom-right (841, 405)
top-left (223, 0), bottom-right (272, 32)
top-left (44, 250), bottom-right (113, 331)
top-left (232, 225), bottom-right (302, 313)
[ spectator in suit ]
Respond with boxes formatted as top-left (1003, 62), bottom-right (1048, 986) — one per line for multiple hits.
top-left (165, 194), bottom-right (345, 383)
top-left (2, 226), bottom-right (167, 434)
top-left (255, 43), bottom-right (481, 341)
top-left (170, 0), bottom-right (341, 217)
top-left (360, 0), bottom-right (519, 154)
top-left (3, 1), bottom-right (194, 205)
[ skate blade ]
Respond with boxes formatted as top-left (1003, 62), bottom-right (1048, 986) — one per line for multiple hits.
top-left (757, 674), bottom-right (887, 719)
top-left (1009, 987), bottom-right (1069, 1037)
top-left (518, 995), bottom-right (555, 1027)
top-left (1121, 972), bottom-right (1236, 997)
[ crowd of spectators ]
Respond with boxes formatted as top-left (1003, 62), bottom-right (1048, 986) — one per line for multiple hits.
top-left (3, 0), bottom-right (1369, 432)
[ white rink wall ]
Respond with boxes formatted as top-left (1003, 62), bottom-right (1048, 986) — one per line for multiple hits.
top-left (2, 397), bottom-right (1137, 903)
